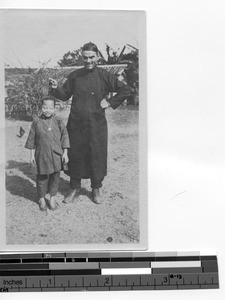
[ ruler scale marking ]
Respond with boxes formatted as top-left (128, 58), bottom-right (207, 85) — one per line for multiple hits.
top-left (0, 252), bottom-right (219, 292)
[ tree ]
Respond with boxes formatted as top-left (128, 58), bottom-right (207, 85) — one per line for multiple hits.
top-left (122, 51), bottom-right (139, 89)
top-left (58, 46), bottom-right (106, 67)
top-left (58, 47), bottom-right (84, 67)
top-left (120, 50), bottom-right (139, 106)
top-left (105, 44), bottom-right (120, 64)
top-left (105, 44), bottom-right (139, 105)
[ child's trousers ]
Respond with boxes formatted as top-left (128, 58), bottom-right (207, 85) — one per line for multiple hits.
top-left (36, 172), bottom-right (60, 198)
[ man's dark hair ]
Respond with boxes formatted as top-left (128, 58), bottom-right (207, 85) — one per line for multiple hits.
top-left (82, 42), bottom-right (98, 53)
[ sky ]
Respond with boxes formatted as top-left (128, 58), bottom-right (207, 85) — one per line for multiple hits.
top-left (2, 9), bottom-right (143, 68)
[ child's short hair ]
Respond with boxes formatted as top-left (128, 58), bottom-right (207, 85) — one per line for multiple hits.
top-left (41, 95), bottom-right (56, 106)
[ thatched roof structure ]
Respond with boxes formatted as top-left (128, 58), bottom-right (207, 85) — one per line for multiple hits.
top-left (53, 64), bottom-right (127, 76)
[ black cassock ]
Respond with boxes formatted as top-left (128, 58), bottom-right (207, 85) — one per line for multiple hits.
top-left (51, 66), bottom-right (132, 181)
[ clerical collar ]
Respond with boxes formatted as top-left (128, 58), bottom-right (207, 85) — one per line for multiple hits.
top-left (85, 66), bottom-right (97, 73)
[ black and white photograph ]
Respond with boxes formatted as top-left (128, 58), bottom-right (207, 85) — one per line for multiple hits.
top-left (0, 9), bottom-right (147, 250)
top-left (2, 0), bottom-right (225, 299)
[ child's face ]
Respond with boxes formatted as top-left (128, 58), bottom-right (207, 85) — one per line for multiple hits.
top-left (42, 99), bottom-right (55, 118)
top-left (42, 100), bottom-right (55, 118)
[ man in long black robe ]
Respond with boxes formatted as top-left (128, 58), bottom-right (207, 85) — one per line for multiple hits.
top-left (49, 42), bottom-right (132, 204)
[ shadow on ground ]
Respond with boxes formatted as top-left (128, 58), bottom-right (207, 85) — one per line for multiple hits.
top-left (6, 160), bottom-right (92, 202)
top-left (6, 174), bottom-right (37, 202)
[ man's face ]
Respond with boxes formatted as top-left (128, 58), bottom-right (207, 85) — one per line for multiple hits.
top-left (82, 50), bottom-right (98, 70)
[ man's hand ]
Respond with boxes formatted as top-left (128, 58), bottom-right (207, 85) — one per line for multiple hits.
top-left (49, 78), bottom-right (58, 90)
top-left (100, 99), bottom-right (110, 109)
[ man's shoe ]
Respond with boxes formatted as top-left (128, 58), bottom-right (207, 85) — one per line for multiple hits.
top-left (92, 188), bottom-right (103, 205)
top-left (38, 197), bottom-right (47, 211)
top-left (63, 188), bottom-right (80, 204)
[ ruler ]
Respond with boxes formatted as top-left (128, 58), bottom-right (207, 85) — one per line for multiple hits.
top-left (0, 252), bottom-right (219, 292)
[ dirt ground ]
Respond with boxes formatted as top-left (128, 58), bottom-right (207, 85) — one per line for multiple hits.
top-left (5, 106), bottom-right (139, 245)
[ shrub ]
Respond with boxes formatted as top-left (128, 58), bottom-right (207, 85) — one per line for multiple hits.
top-left (5, 68), bottom-right (66, 121)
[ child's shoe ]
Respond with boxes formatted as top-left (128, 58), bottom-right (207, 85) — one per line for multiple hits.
top-left (49, 196), bottom-right (57, 210)
top-left (38, 197), bottom-right (47, 211)
top-left (45, 193), bottom-right (57, 210)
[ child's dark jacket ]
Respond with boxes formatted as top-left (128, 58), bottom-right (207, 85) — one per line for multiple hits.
top-left (25, 115), bottom-right (70, 175)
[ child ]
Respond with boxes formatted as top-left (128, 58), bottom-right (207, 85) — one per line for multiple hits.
top-left (25, 95), bottom-right (70, 211)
